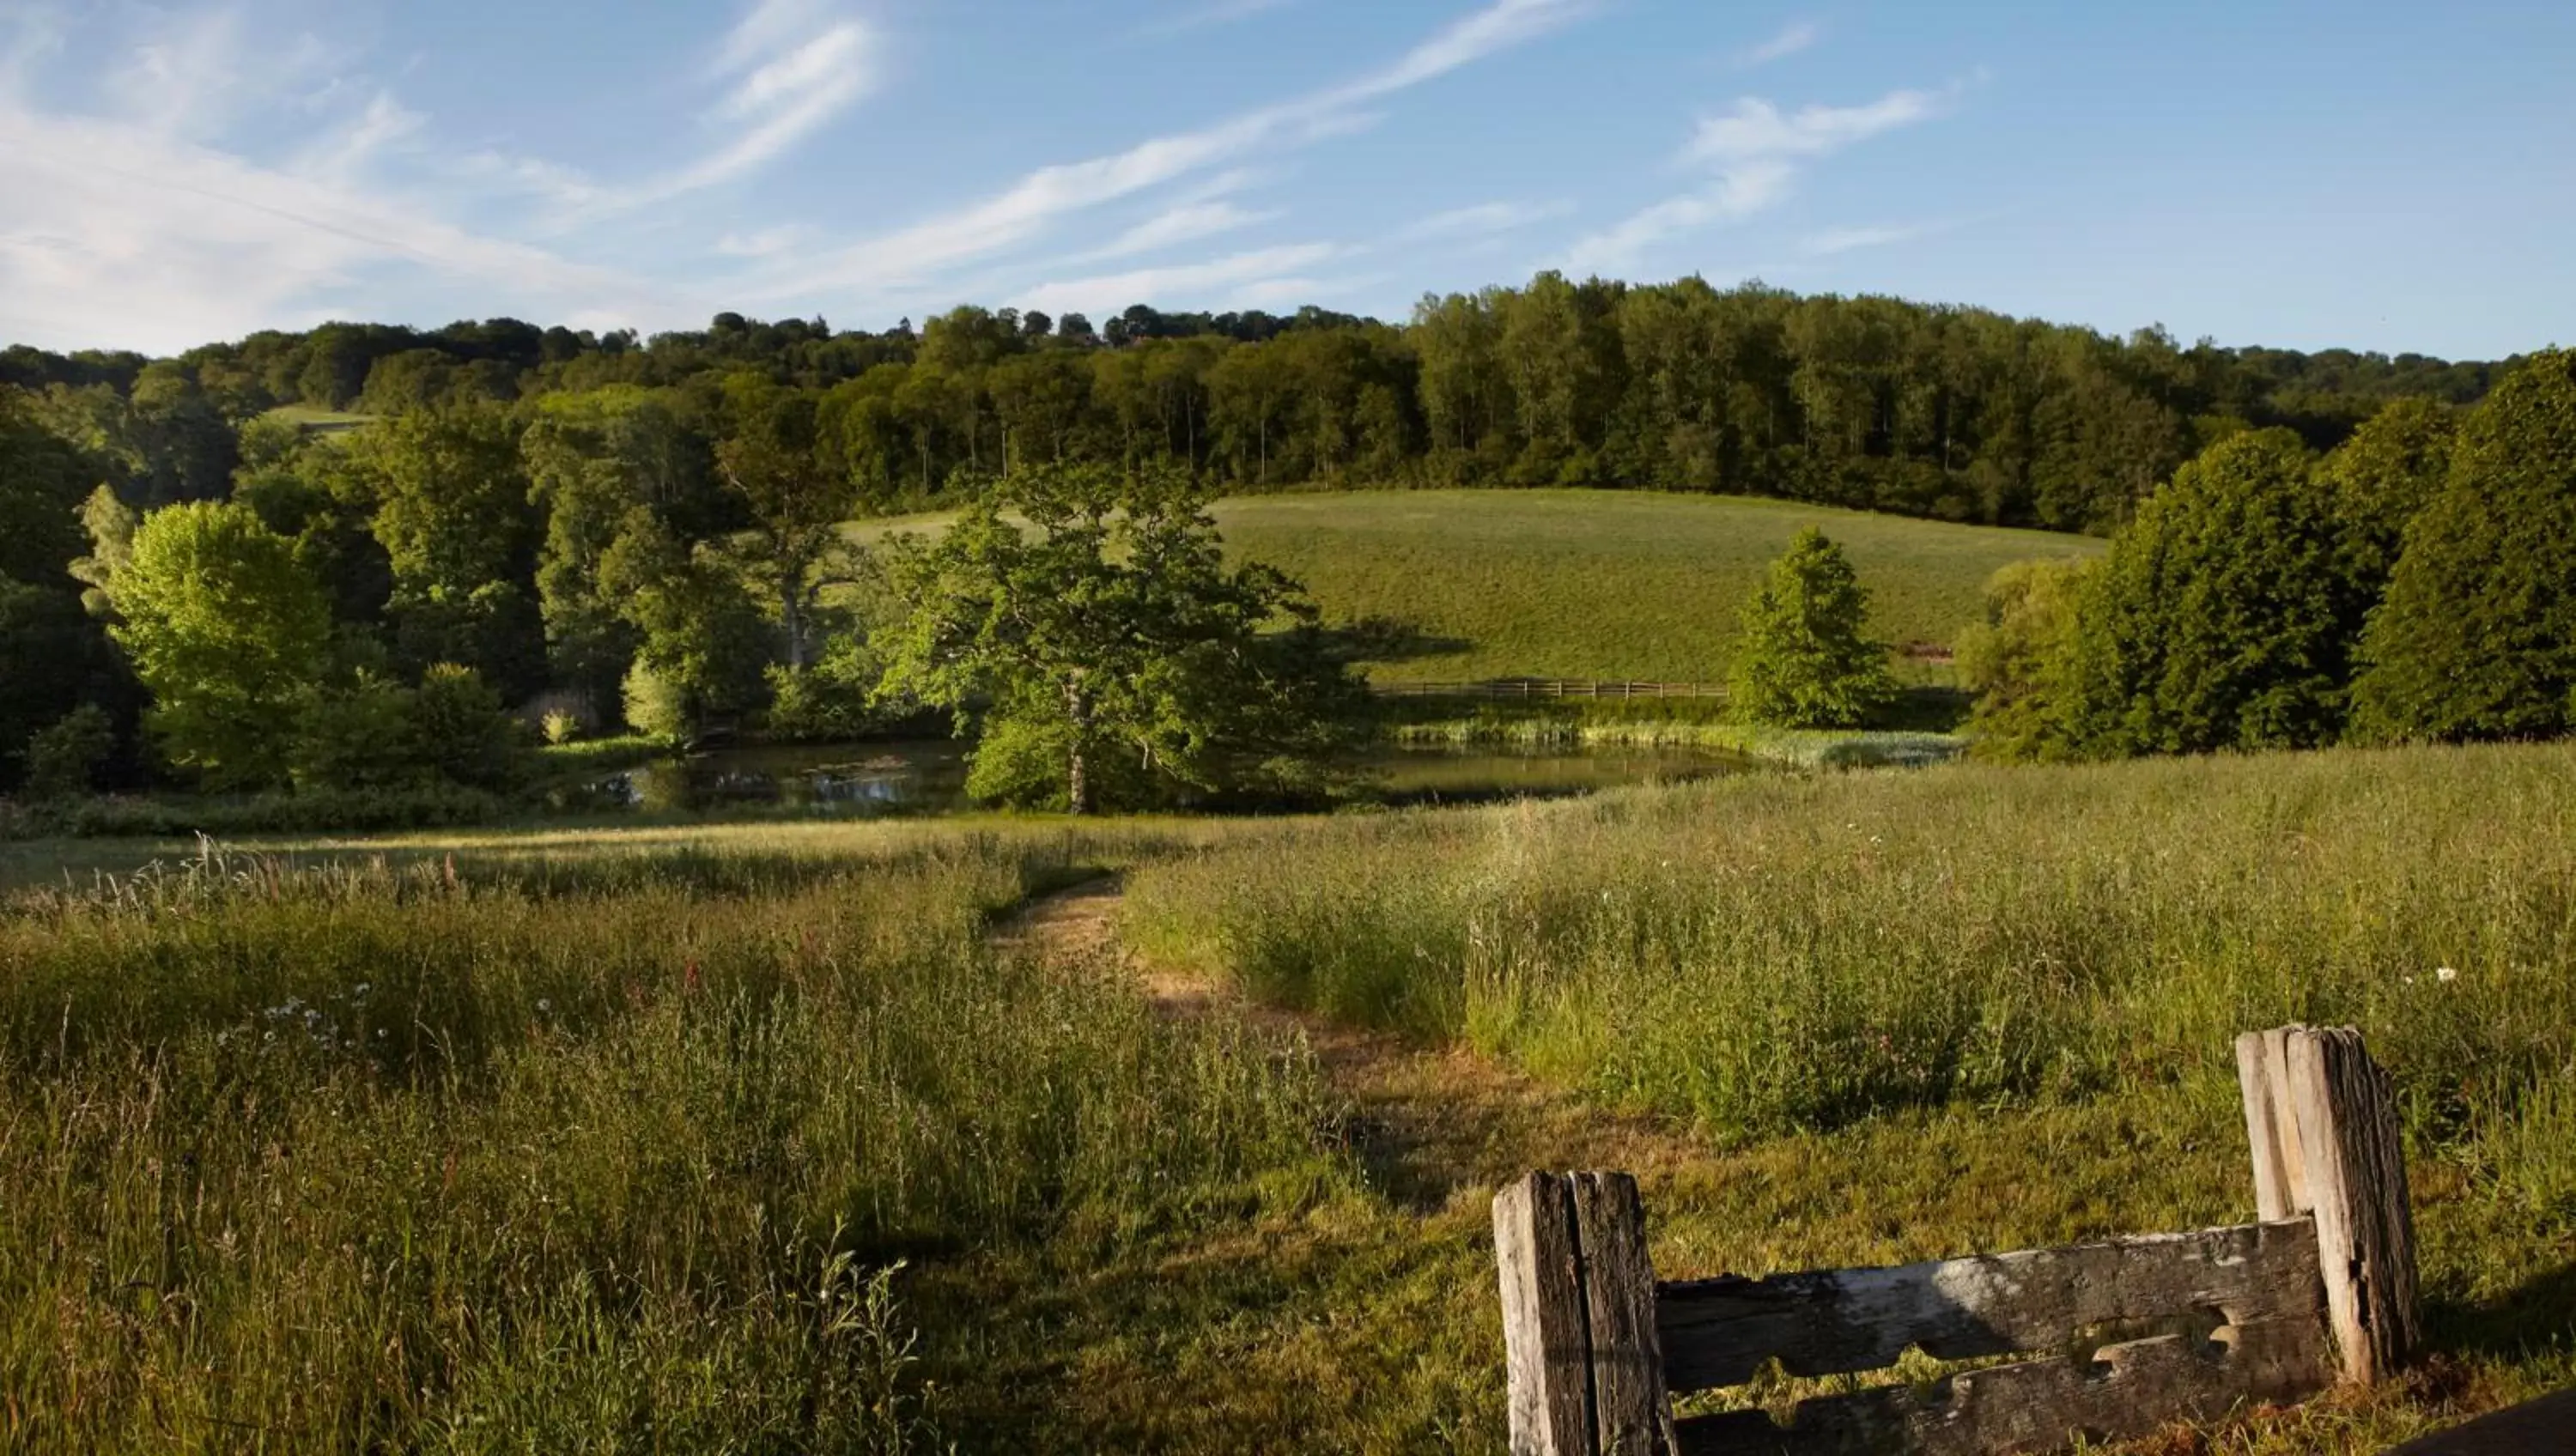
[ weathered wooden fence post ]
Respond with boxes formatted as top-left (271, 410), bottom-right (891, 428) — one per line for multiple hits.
top-left (1493, 1172), bottom-right (1675, 1456)
top-left (2234, 1024), bottom-right (2421, 1385)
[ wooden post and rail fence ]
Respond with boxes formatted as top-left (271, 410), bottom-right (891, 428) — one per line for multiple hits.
top-left (1374, 679), bottom-right (1729, 702)
top-left (1492, 1024), bottom-right (2421, 1455)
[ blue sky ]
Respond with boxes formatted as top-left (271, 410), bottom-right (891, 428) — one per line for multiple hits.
top-left (3, 0), bottom-right (2570, 359)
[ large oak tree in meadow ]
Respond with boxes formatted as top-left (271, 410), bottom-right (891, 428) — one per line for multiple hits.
top-left (875, 462), bottom-right (1364, 814)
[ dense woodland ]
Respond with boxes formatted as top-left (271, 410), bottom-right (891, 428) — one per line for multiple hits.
top-left (0, 272), bottom-right (2535, 805)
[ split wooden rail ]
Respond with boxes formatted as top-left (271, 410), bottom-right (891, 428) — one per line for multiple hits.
top-left (1492, 1026), bottom-right (2418, 1456)
top-left (1373, 679), bottom-right (1728, 701)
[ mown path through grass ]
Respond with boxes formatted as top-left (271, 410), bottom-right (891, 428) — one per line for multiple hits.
top-left (998, 874), bottom-right (1739, 1216)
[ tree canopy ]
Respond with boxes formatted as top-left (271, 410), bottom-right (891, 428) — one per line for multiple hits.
top-left (876, 463), bottom-right (1364, 812)
top-left (2351, 349), bottom-right (2576, 743)
top-left (103, 501), bottom-right (331, 789)
top-left (2063, 429), bottom-right (2361, 755)
top-left (1728, 527), bottom-right (1900, 729)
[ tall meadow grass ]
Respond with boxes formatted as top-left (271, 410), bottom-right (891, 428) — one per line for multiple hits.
top-left (0, 838), bottom-right (1336, 1452)
top-left (1128, 743), bottom-right (2576, 1150)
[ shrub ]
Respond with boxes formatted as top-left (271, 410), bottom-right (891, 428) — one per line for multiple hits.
top-left (763, 637), bottom-right (884, 743)
top-left (290, 674), bottom-right (421, 791)
top-left (21, 703), bottom-right (115, 799)
top-left (290, 664), bottom-right (531, 793)
top-left (1956, 558), bottom-right (2091, 761)
top-left (1728, 526), bottom-right (1899, 729)
top-left (623, 659), bottom-right (694, 748)
top-left (412, 663), bottom-right (532, 791)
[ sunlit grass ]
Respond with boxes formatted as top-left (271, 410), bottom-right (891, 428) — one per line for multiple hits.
top-left (854, 488), bottom-right (2099, 685)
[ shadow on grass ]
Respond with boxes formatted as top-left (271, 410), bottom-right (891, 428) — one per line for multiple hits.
top-left (2427, 1255), bottom-right (2576, 1362)
top-left (908, 1201), bottom-right (1504, 1454)
top-left (1315, 615), bottom-right (1474, 667)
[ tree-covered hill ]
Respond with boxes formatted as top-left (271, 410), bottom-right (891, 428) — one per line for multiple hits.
top-left (0, 271), bottom-right (2528, 804)
top-left (3, 276), bottom-right (2506, 533)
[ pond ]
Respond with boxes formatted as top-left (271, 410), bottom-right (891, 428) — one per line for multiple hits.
top-left (579, 740), bottom-right (1753, 817)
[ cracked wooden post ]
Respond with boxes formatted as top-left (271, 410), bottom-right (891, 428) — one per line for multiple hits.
top-left (2240, 1025), bottom-right (2420, 1386)
top-left (2236, 1026), bottom-right (2311, 1222)
top-left (1493, 1172), bottom-right (1675, 1456)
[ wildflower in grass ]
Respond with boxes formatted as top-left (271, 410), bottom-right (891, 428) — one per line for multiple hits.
top-left (2437, 966), bottom-right (2458, 983)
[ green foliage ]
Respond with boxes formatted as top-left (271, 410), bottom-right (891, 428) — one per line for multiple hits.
top-left (106, 501), bottom-right (331, 790)
top-left (66, 483), bottom-right (136, 618)
top-left (601, 510), bottom-right (773, 746)
top-left (290, 673), bottom-right (420, 791)
top-left (21, 705), bottom-right (114, 800)
top-left (877, 462), bottom-right (1367, 813)
top-left (764, 634), bottom-right (887, 743)
top-left (1956, 558), bottom-right (2093, 761)
top-left (233, 411), bottom-right (307, 471)
top-left (622, 659), bottom-right (695, 748)
top-left (717, 374), bottom-right (858, 670)
top-left (1728, 527), bottom-right (1899, 729)
top-left (2063, 428), bottom-right (2361, 755)
top-left (2351, 349), bottom-right (2576, 743)
top-left (413, 664), bottom-right (533, 789)
top-left (2322, 396), bottom-right (2458, 592)
top-left (345, 404), bottom-right (545, 695)
top-left (520, 392), bottom-right (662, 707)
top-left (295, 664), bottom-right (530, 794)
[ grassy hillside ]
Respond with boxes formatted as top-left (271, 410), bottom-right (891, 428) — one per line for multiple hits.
top-left (861, 490), bottom-right (2099, 685)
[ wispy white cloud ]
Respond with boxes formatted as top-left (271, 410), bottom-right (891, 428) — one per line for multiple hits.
top-left (1735, 19), bottom-right (1820, 70)
top-left (1686, 88), bottom-right (1947, 166)
top-left (1388, 197), bottom-right (1574, 245)
top-left (293, 90), bottom-right (425, 185)
top-left (1090, 199), bottom-right (1282, 260)
top-left (0, 103), bottom-right (676, 353)
top-left (1803, 220), bottom-right (1942, 255)
top-left (717, 225), bottom-right (816, 258)
top-left (1561, 162), bottom-right (1793, 274)
top-left (751, 0), bottom-right (1597, 304)
top-left (0, 1), bottom-right (702, 352)
top-left (1016, 242), bottom-right (1344, 317)
top-left (574, 0), bottom-right (878, 215)
top-left (1562, 82), bottom-right (1960, 275)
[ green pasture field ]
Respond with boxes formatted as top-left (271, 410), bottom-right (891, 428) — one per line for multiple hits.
top-left (854, 488), bottom-right (2103, 686)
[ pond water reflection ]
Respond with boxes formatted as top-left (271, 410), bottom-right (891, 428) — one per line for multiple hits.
top-left (580, 739), bottom-right (1751, 816)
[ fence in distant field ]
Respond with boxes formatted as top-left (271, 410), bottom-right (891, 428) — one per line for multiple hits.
top-left (1371, 678), bottom-right (1728, 701)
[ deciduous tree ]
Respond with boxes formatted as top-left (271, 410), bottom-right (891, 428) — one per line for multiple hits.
top-left (877, 462), bottom-right (1364, 813)
top-left (1729, 527), bottom-right (1900, 729)
top-left (2350, 350), bottom-right (2576, 742)
top-left (106, 501), bottom-right (331, 788)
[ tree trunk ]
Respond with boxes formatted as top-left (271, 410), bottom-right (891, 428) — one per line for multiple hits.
top-left (1063, 678), bottom-right (1091, 816)
top-left (782, 590), bottom-right (808, 670)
